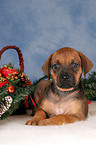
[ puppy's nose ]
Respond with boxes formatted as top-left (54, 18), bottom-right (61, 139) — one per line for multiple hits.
top-left (62, 75), bottom-right (69, 80)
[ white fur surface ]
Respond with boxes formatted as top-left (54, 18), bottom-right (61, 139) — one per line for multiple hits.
top-left (0, 102), bottom-right (96, 145)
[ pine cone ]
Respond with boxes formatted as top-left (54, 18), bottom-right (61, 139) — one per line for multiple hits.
top-left (20, 73), bottom-right (32, 87)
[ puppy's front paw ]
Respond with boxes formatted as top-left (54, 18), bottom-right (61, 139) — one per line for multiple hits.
top-left (25, 119), bottom-right (39, 126)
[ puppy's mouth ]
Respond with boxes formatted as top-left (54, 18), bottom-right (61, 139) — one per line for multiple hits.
top-left (57, 72), bottom-right (76, 91)
top-left (56, 85), bottom-right (75, 91)
top-left (57, 82), bottom-right (75, 89)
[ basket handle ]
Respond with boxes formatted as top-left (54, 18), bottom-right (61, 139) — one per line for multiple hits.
top-left (0, 45), bottom-right (24, 73)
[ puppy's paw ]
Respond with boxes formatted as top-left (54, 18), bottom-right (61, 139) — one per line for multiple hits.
top-left (25, 119), bottom-right (39, 126)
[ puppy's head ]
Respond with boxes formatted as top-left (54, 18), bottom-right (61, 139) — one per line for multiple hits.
top-left (42, 47), bottom-right (93, 91)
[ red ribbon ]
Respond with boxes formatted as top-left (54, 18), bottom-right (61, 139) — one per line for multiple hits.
top-left (0, 80), bottom-right (9, 87)
top-left (25, 94), bottom-right (36, 108)
top-left (29, 94), bottom-right (36, 107)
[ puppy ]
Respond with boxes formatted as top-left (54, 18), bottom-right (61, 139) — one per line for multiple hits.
top-left (26, 47), bottom-right (93, 126)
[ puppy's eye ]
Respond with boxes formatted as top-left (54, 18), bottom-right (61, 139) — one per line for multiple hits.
top-left (72, 63), bottom-right (79, 68)
top-left (52, 64), bottom-right (60, 71)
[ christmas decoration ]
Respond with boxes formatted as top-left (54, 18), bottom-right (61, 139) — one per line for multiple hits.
top-left (0, 67), bottom-right (18, 77)
top-left (8, 85), bottom-right (15, 94)
top-left (0, 46), bottom-right (36, 120)
top-left (0, 96), bottom-right (12, 117)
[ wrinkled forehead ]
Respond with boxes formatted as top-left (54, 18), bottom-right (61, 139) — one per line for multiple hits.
top-left (51, 47), bottom-right (81, 65)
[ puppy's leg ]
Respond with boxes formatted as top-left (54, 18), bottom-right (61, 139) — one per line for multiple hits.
top-left (26, 109), bottom-right (46, 125)
top-left (38, 114), bottom-right (85, 126)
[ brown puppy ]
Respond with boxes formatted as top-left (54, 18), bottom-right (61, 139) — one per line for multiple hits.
top-left (26, 47), bottom-right (93, 126)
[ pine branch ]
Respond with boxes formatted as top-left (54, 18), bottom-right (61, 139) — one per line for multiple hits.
top-left (82, 71), bottom-right (96, 101)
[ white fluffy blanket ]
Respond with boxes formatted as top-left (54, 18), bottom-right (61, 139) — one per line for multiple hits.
top-left (0, 102), bottom-right (96, 145)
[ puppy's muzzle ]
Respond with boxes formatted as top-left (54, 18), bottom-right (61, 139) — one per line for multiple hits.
top-left (57, 71), bottom-right (75, 89)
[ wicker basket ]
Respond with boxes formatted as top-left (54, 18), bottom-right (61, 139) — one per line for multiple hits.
top-left (0, 46), bottom-right (35, 120)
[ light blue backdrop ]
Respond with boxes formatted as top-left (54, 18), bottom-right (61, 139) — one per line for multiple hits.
top-left (0, 0), bottom-right (96, 82)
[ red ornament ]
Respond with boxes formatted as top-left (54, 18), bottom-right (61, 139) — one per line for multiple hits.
top-left (8, 85), bottom-right (15, 94)
top-left (1, 67), bottom-right (18, 77)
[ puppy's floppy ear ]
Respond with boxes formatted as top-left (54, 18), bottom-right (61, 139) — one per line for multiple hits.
top-left (42, 54), bottom-right (53, 80)
top-left (79, 52), bottom-right (93, 77)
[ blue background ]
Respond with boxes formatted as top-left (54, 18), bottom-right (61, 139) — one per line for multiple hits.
top-left (0, 0), bottom-right (96, 82)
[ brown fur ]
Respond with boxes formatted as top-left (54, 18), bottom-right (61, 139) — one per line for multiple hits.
top-left (26, 47), bottom-right (93, 126)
